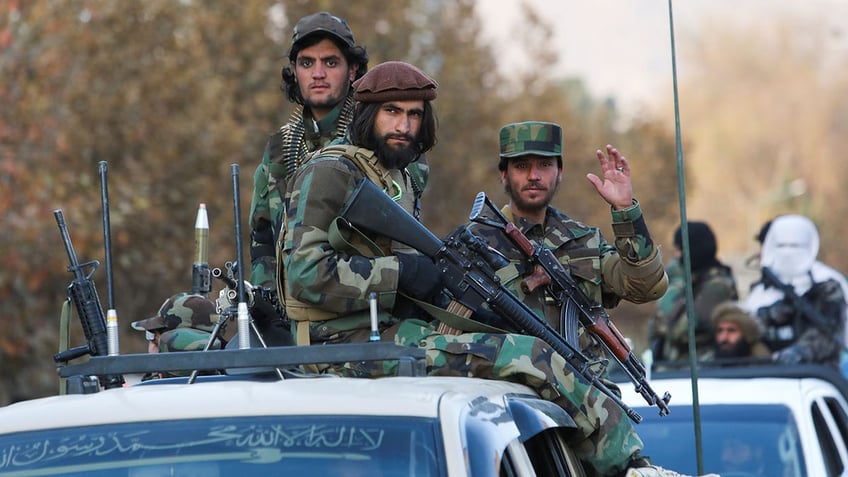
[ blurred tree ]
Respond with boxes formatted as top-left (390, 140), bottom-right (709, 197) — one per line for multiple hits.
top-left (671, 14), bottom-right (848, 277)
top-left (0, 0), bottom-right (677, 403)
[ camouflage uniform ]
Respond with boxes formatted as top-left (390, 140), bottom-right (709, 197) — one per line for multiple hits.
top-left (281, 146), bottom-right (424, 343)
top-left (131, 293), bottom-right (222, 378)
top-left (650, 222), bottom-right (738, 362)
top-left (651, 265), bottom-right (738, 361)
top-left (249, 99), bottom-right (356, 289)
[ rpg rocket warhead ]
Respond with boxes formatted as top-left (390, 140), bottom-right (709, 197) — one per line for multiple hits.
top-left (192, 203), bottom-right (211, 296)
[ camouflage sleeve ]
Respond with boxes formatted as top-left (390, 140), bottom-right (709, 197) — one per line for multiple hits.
top-left (248, 140), bottom-right (277, 288)
top-left (284, 159), bottom-right (401, 313)
top-left (600, 199), bottom-right (668, 304)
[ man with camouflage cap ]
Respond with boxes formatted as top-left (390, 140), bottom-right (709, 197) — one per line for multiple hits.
top-left (448, 122), bottom-right (712, 477)
top-left (132, 292), bottom-right (222, 379)
top-left (248, 12), bottom-right (428, 292)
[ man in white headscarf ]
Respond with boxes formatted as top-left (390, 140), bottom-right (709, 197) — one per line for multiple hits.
top-left (744, 214), bottom-right (847, 367)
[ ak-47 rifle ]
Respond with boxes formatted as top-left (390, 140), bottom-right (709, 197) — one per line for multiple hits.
top-left (467, 192), bottom-right (671, 416)
top-left (53, 209), bottom-right (125, 390)
top-left (339, 179), bottom-right (647, 423)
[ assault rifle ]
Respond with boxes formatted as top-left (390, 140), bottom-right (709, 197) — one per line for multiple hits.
top-left (53, 209), bottom-right (125, 389)
top-left (339, 179), bottom-right (646, 423)
top-left (468, 192), bottom-right (671, 416)
top-left (761, 265), bottom-right (832, 332)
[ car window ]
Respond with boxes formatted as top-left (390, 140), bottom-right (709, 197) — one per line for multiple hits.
top-left (812, 402), bottom-right (844, 477)
top-left (523, 428), bottom-right (583, 476)
top-left (634, 404), bottom-right (806, 477)
top-left (0, 415), bottom-right (444, 477)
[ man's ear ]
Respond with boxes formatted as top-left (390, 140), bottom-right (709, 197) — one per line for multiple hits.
top-left (349, 64), bottom-right (359, 82)
top-left (499, 170), bottom-right (507, 185)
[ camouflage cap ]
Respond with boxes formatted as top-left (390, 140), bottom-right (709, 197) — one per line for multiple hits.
top-left (290, 12), bottom-right (355, 53)
top-left (499, 121), bottom-right (562, 158)
top-left (131, 293), bottom-right (217, 333)
top-left (158, 328), bottom-right (221, 353)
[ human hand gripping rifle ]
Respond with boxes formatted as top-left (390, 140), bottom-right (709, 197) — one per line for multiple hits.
top-left (53, 210), bottom-right (125, 390)
top-left (467, 192), bottom-right (671, 417)
top-left (339, 179), bottom-right (645, 423)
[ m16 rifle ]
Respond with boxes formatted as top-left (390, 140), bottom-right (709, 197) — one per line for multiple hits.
top-left (53, 209), bottom-right (125, 390)
top-left (468, 192), bottom-right (671, 416)
top-left (339, 179), bottom-right (649, 422)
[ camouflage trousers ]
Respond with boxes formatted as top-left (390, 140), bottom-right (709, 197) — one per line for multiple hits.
top-left (325, 319), bottom-right (643, 476)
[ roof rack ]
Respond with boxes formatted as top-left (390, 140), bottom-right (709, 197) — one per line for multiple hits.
top-left (57, 342), bottom-right (427, 394)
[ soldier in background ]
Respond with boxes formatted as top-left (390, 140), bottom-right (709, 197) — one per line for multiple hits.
top-left (702, 301), bottom-right (771, 362)
top-left (649, 222), bottom-right (738, 363)
top-left (745, 214), bottom-right (845, 367)
top-left (131, 292), bottom-right (223, 379)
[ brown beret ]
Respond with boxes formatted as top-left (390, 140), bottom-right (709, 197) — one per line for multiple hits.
top-left (353, 61), bottom-right (437, 103)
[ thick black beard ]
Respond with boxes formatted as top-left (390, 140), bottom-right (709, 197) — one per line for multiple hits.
top-left (715, 340), bottom-right (752, 359)
top-left (374, 135), bottom-right (419, 170)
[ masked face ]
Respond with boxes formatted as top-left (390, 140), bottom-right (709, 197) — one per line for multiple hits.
top-left (760, 215), bottom-right (819, 282)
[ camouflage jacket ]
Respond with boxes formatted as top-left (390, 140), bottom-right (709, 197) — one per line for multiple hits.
top-left (752, 277), bottom-right (845, 367)
top-left (461, 202), bottom-right (668, 332)
top-left (651, 262), bottom-right (738, 361)
top-left (281, 144), bottom-right (426, 342)
top-left (248, 99), bottom-right (356, 288)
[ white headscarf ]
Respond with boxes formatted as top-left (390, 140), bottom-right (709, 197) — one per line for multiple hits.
top-left (760, 214), bottom-right (819, 294)
top-left (745, 214), bottom-right (848, 345)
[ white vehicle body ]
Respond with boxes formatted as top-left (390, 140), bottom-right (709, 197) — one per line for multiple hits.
top-left (618, 364), bottom-right (848, 477)
top-left (0, 343), bottom-right (587, 477)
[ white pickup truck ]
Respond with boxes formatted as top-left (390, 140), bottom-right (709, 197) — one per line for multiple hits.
top-left (618, 363), bottom-right (848, 477)
top-left (0, 343), bottom-right (589, 477)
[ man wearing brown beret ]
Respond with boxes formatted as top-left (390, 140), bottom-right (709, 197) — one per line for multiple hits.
top-left (281, 60), bottom-right (440, 345)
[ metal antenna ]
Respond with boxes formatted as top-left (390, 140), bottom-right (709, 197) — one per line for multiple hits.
top-left (99, 161), bottom-right (119, 356)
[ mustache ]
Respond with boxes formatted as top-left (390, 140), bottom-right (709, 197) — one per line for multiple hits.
top-left (385, 133), bottom-right (414, 142)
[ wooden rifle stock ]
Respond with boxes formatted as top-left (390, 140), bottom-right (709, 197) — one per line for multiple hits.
top-left (468, 191), bottom-right (670, 416)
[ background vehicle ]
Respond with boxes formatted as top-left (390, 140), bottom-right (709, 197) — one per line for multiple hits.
top-left (0, 343), bottom-right (587, 477)
top-left (617, 363), bottom-right (848, 477)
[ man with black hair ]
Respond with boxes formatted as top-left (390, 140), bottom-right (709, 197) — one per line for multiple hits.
top-left (248, 12), bottom-right (429, 291)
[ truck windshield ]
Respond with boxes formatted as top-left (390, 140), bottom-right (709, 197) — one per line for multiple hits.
top-left (635, 404), bottom-right (806, 477)
top-left (0, 415), bottom-right (443, 477)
